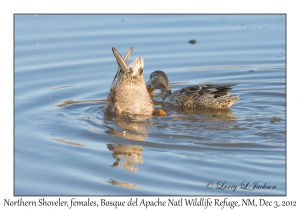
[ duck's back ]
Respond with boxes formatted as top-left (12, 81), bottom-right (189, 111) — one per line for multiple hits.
top-left (165, 84), bottom-right (239, 109)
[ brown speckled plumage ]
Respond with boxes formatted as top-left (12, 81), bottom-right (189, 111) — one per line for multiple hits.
top-left (147, 70), bottom-right (239, 109)
top-left (105, 47), bottom-right (155, 116)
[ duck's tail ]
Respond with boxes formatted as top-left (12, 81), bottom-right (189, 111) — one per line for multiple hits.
top-left (214, 95), bottom-right (239, 108)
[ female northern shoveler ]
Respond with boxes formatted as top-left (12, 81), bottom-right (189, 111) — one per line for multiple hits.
top-left (105, 48), bottom-right (166, 116)
top-left (146, 70), bottom-right (239, 109)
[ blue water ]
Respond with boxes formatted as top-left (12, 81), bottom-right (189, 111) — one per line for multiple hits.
top-left (14, 14), bottom-right (285, 195)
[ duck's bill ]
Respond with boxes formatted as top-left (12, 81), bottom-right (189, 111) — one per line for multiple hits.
top-left (147, 86), bottom-right (155, 95)
top-left (153, 109), bottom-right (167, 116)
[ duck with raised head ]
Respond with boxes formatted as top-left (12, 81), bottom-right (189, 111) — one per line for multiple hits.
top-left (105, 48), bottom-right (166, 116)
top-left (146, 70), bottom-right (239, 109)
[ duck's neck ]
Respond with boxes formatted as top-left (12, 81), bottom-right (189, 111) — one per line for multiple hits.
top-left (162, 89), bottom-right (171, 100)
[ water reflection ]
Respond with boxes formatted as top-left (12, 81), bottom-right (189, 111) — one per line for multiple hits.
top-left (107, 144), bottom-right (143, 173)
top-left (105, 128), bottom-right (147, 141)
top-left (180, 108), bottom-right (237, 122)
top-left (51, 138), bottom-right (86, 147)
top-left (160, 102), bottom-right (237, 122)
top-left (55, 99), bottom-right (106, 107)
top-left (108, 179), bottom-right (138, 189)
top-left (50, 85), bottom-right (76, 90)
top-left (104, 113), bottom-right (152, 141)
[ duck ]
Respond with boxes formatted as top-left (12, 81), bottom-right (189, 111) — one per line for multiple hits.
top-left (105, 47), bottom-right (166, 116)
top-left (146, 70), bottom-right (239, 109)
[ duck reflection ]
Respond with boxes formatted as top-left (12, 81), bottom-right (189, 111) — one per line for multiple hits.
top-left (152, 103), bottom-right (236, 122)
top-left (108, 179), bottom-right (138, 189)
top-left (104, 114), bottom-right (150, 173)
top-left (104, 112), bottom-right (152, 141)
top-left (107, 144), bottom-right (143, 173)
top-left (178, 107), bottom-right (237, 122)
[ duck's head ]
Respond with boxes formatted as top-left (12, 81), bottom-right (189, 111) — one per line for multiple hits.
top-left (112, 47), bottom-right (145, 85)
top-left (146, 70), bottom-right (171, 100)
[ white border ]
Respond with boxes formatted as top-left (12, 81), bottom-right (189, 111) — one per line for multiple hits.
top-left (1, 0), bottom-right (298, 209)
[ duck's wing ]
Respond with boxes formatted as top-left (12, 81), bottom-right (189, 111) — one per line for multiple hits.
top-left (201, 84), bottom-right (238, 98)
top-left (179, 84), bottom-right (238, 99)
